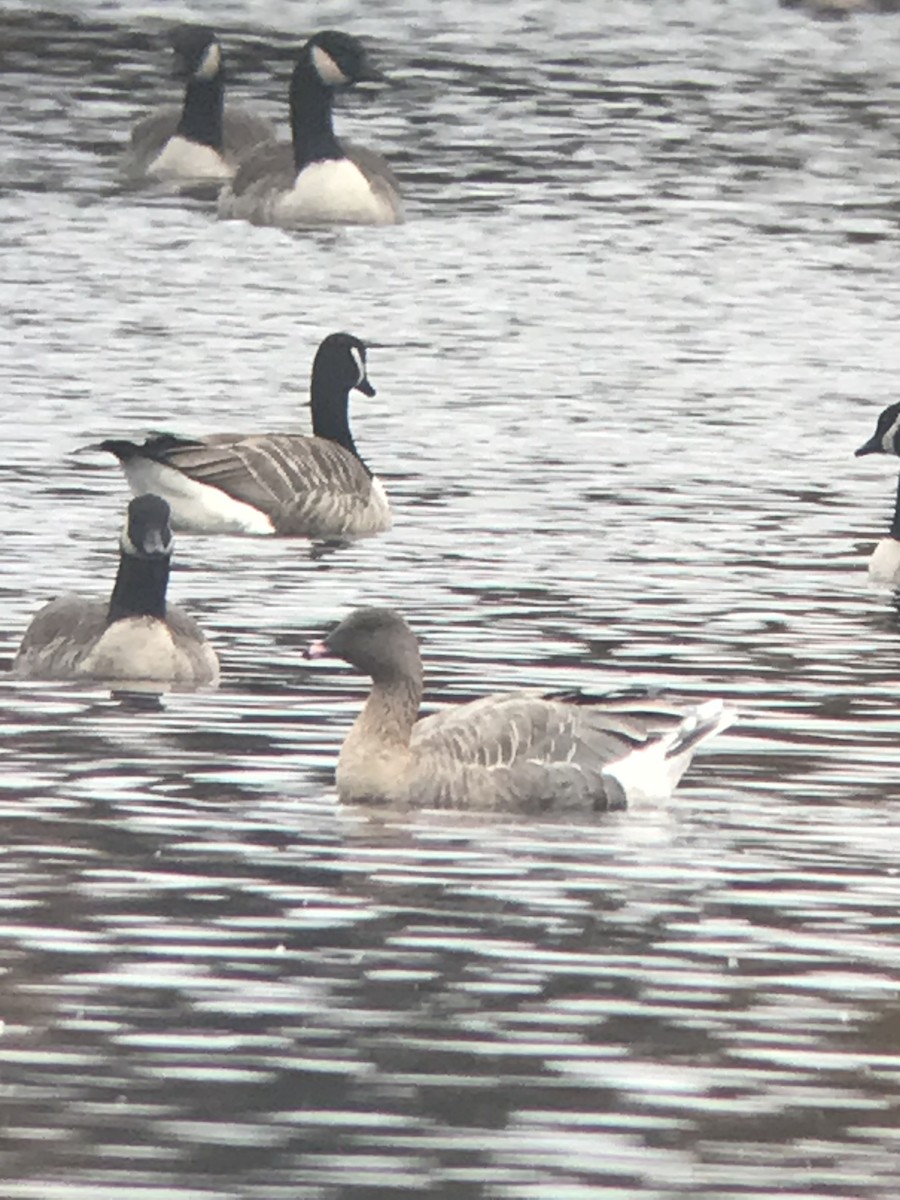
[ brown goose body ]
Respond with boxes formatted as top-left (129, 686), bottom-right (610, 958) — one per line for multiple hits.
top-left (306, 609), bottom-right (736, 812)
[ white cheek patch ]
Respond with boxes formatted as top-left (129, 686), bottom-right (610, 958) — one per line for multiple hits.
top-left (197, 42), bottom-right (222, 80)
top-left (311, 45), bottom-right (351, 87)
top-left (349, 345), bottom-right (366, 385)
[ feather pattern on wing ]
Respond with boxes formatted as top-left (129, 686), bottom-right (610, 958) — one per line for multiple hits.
top-left (135, 433), bottom-right (390, 537)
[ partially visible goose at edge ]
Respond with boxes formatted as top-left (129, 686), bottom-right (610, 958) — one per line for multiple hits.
top-left (305, 608), bottom-right (737, 811)
top-left (99, 333), bottom-right (391, 539)
top-left (855, 401), bottom-right (900, 586)
top-left (218, 30), bottom-right (403, 227)
top-left (124, 24), bottom-right (274, 183)
top-left (12, 495), bottom-right (219, 686)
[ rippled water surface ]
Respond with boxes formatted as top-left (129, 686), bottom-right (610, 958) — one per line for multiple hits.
top-left (3, 0), bottom-right (900, 1196)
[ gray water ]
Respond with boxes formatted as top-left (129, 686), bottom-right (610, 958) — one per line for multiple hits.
top-left (2, 0), bottom-right (900, 1196)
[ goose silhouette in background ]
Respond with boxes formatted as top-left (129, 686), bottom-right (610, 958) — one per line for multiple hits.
top-left (304, 607), bottom-right (737, 811)
top-left (99, 333), bottom-right (391, 539)
top-left (12, 495), bottom-right (219, 686)
top-left (218, 30), bottom-right (403, 226)
top-left (125, 24), bottom-right (273, 182)
top-left (856, 402), bottom-right (900, 586)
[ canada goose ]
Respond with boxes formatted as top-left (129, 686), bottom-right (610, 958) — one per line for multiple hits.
top-left (781, 0), bottom-right (898, 15)
top-left (856, 402), bottom-right (900, 586)
top-left (304, 608), bottom-right (737, 811)
top-left (125, 24), bottom-right (273, 183)
top-left (12, 495), bottom-right (219, 686)
top-left (218, 30), bottom-right (403, 227)
top-left (99, 333), bottom-right (391, 539)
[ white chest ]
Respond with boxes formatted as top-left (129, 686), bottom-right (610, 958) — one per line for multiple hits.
top-left (79, 617), bottom-right (178, 682)
top-left (274, 159), bottom-right (393, 226)
top-left (148, 135), bottom-right (232, 182)
top-left (868, 537), bottom-right (900, 588)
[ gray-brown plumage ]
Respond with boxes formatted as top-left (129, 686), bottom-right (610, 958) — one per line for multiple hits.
top-left (124, 25), bottom-right (273, 182)
top-left (12, 495), bottom-right (218, 687)
top-left (305, 608), bottom-right (736, 812)
top-left (99, 333), bottom-right (391, 539)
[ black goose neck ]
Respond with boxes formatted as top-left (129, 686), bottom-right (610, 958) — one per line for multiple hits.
top-left (310, 380), bottom-right (371, 473)
top-left (178, 75), bottom-right (225, 150)
top-left (890, 472), bottom-right (900, 540)
top-left (289, 54), bottom-right (342, 170)
top-left (107, 554), bottom-right (169, 625)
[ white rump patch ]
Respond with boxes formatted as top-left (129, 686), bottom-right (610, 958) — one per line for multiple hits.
top-left (311, 45), bottom-right (351, 87)
top-left (273, 159), bottom-right (394, 226)
top-left (196, 42), bottom-right (222, 80)
top-left (147, 135), bottom-right (231, 182)
top-left (121, 458), bottom-right (275, 536)
top-left (602, 699), bottom-right (736, 807)
top-left (868, 537), bottom-right (900, 588)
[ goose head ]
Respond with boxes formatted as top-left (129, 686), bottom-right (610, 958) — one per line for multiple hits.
top-left (856, 402), bottom-right (900, 458)
top-left (306, 607), bottom-right (419, 682)
top-left (170, 24), bottom-right (224, 82)
top-left (122, 493), bottom-right (174, 560)
top-left (312, 332), bottom-right (376, 399)
top-left (304, 30), bottom-right (387, 90)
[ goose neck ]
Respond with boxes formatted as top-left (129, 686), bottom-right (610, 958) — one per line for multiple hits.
top-left (289, 56), bottom-right (342, 170)
top-left (310, 382), bottom-right (364, 463)
top-left (178, 76), bottom-right (225, 150)
top-left (890, 472), bottom-right (900, 541)
top-left (360, 672), bottom-right (423, 749)
top-left (107, 554), bottom-right (169, 625)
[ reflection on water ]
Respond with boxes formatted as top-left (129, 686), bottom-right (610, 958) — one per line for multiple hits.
top-left (3, 0), bottom-right (900, 1196)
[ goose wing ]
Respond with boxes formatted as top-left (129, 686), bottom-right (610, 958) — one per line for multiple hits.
top-left (343, 139), bottom-right (403, 193)
top-left (224, 138), bottom-right (295, 197)
top-left (124, 106), bottom-right (182, 173)
top-left (222, 108), bottom-right (276, 160)
top-left (411, 693), bottom-right (658, 811)
top-left (12, 596), bottom-right (107, 679)
top-left (142, 433), bottom-right (381, 534)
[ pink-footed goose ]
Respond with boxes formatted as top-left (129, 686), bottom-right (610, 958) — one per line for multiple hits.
top-left (305, 608), bottom-right (737, 811)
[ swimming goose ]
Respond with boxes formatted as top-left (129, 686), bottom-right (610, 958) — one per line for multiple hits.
top-left (218, 30), bottom-right (403, 227)
top-left (855, 402), bottom-right (900, 586)
top-left (125, 24), bottom-right (273, 183)
top-left (99, 333), bottom-right (391, 539)
top-left (12, 495), bottom-right (219, 686)
top-left (304, 608), bottom-right (737, 811)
